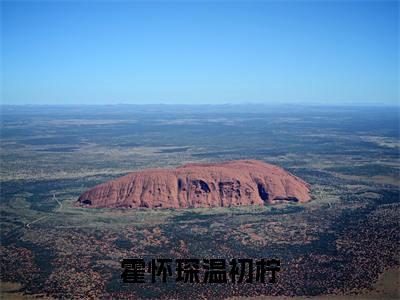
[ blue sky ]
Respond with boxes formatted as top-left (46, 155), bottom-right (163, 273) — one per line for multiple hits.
top-left (1, 1), bottom-right (399, 105)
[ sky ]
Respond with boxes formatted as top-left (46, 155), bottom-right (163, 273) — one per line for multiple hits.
top-left (1, 0), bottom-right (399, 106)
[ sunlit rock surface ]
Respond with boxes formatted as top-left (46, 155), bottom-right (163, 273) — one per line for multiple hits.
top-left (77, 160), bottom-right (311, 209)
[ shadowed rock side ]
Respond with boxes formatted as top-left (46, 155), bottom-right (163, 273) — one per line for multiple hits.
top-left (77, 160), bottom-right (311, 209)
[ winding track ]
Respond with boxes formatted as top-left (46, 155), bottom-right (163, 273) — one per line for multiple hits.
top-left (2, 193), bottom-right (63, 241)
top-left (25, 193), bottom-right (62, 229)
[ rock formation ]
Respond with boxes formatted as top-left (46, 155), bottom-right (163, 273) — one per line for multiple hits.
top-left (77, 160), bottom-right (311, 209)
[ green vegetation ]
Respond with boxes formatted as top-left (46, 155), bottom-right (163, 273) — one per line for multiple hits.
top-left (1, 105), bottom-right (399, 298)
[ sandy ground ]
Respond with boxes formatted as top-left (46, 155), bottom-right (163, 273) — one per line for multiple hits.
top-left (230, 267), bottom-right (400, 300)
top-left (0, 282), bottom-right (52, 300)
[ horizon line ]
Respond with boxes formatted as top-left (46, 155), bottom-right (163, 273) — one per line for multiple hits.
top-left (1, 102), bottom-right (399, 108)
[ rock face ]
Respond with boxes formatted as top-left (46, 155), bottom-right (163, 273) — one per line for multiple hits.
top-left (77, 160), bottom-right (311, 209)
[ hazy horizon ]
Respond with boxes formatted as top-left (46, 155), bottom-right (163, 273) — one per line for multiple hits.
top-left (1, 101), bottom-right (400, 108)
